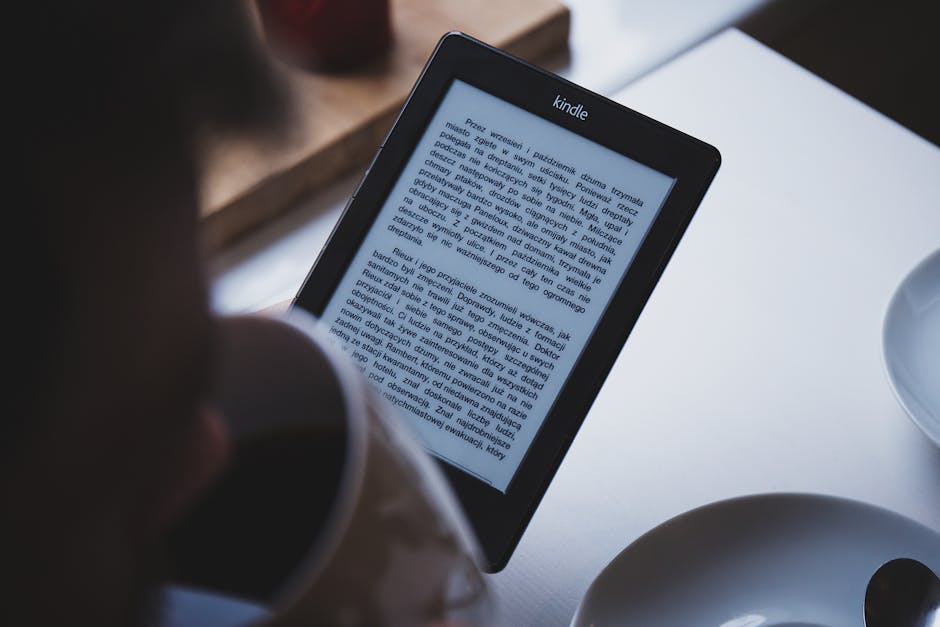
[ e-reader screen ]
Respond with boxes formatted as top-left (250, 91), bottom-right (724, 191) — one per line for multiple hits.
top-left (319, 79), bottom-right (675, 492)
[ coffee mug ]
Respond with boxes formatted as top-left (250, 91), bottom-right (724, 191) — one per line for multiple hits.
top-left (165, 310), bottom-right (490, 626)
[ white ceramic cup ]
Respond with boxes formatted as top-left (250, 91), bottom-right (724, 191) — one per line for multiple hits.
top-left (167, 310), bottom-right (490, 626)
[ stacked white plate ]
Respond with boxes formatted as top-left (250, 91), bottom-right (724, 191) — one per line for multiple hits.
top-left (883, 248), bottom-right (940, 446)
top-left (570, 493), bottom-right (940, 627)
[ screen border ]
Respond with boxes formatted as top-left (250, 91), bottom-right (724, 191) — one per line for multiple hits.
top-left (293, 32), bottom-right (720, 571)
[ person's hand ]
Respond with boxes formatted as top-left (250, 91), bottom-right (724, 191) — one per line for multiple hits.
top-left (260, 300), bottom-right (291, 316)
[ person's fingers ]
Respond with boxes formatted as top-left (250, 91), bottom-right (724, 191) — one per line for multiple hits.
top-left (260, 299), bottom-right (291, 316)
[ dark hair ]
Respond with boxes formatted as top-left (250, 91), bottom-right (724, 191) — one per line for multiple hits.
top-left (8, 0), bottom-right (290, 459)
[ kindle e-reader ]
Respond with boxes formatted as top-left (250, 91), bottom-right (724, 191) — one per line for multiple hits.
top-left (293, 32), bottom-right (720, 571)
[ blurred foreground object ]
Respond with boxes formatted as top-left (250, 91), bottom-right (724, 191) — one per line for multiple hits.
top-left (169, 312), bottom-right (491, 626)
top-left (257, 0), bottom-right (392, 71)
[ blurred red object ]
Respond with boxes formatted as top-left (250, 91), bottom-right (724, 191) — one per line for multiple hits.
top-left (257, 0), bottom-right (392, 71)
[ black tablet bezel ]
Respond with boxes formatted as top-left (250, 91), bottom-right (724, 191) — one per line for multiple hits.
top-left (293, 32), bottom-right (720, 572)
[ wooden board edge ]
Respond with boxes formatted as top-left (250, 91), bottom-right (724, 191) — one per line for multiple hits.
top-left (202, 107), bottom-right (397, 252)
top-left (203, 4), bottom-right (571, 254)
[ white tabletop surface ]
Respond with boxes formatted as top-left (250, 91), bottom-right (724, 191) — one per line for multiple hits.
top-left (208, 23), bottom-right (940, 627)
top-left (484, 28), bottom-right (940, 626)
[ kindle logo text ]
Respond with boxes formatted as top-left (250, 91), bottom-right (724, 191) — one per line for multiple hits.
top-left (553, 94), bottom-right (589, 120)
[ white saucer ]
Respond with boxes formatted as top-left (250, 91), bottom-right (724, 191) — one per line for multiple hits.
top-left (570, 493), bottom-right (940, 627)
top-left (883, 248), bottom-right (940, 447)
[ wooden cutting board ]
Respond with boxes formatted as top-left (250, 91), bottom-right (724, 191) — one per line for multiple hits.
top-left (200, 0), bottom-right (570, 251)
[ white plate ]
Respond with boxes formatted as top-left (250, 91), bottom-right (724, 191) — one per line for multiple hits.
top-left (883, 248), bottom-right (940, 447)
top-left (570, 493), bottom-right (940, 627)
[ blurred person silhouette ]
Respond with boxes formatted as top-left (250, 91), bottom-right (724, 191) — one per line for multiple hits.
top-left (5, 2), bottom-right (294, 624)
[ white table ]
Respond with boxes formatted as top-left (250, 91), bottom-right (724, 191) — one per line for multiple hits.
top-left (485, 29), bottom-right (940, 626)
top-left (210, 25), bottom-right (940, 627)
